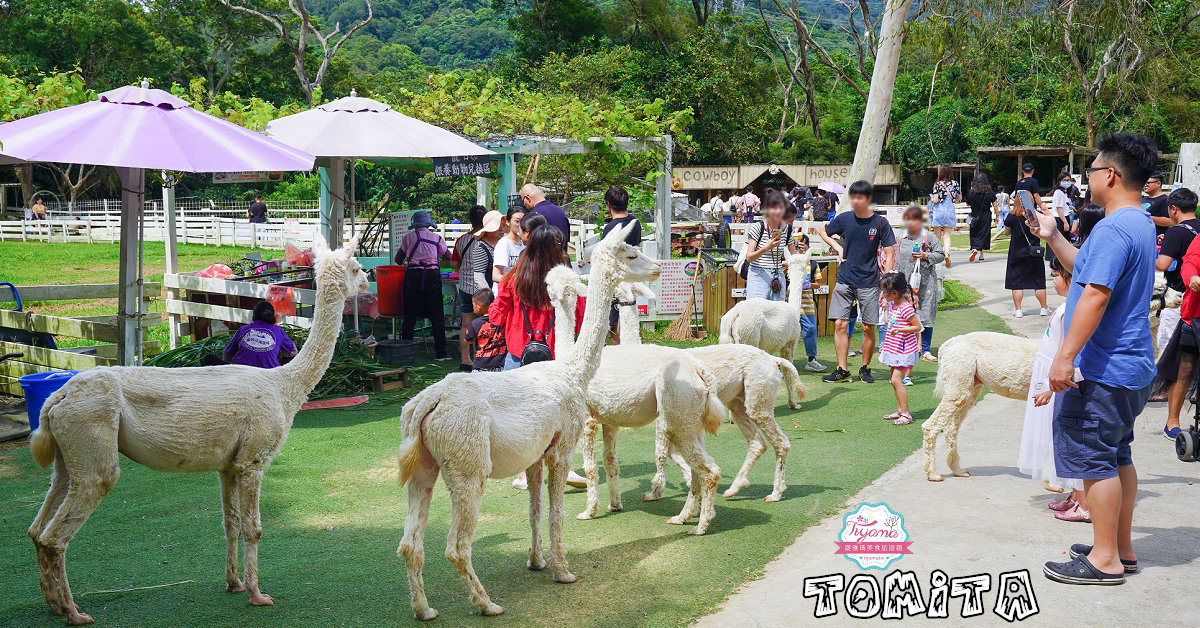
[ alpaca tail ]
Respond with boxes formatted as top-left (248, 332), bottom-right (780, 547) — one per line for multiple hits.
top-left (932, 336), bottom-right (965, 399)
top-left (718, 309), bottom-right (737, 344)
top-left (397, 392), bottom-right (440, 487)
top-left (696, 367), bottom-right (727, 436)
top-left (773, 357), bottom-right (808, 406)
top-left (30, 386), bottom-right (70, 468)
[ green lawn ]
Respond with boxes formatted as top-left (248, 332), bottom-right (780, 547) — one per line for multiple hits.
top-left (0, 241), bottom-right (282, 349)
top-left (0, 302), bottom-right (1007, 627)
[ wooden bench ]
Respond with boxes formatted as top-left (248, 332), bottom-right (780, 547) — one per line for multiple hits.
top-left (369, 368), bottom-right (410, 393)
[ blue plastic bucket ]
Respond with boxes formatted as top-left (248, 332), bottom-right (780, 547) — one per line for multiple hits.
top-left (18, 370), bottom-right (79, 432)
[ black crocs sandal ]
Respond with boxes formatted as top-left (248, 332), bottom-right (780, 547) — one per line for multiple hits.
top-left (1043, 554), bottom-right (1126, 585)
top-left (1069, 544), bottom-right (1138, 573)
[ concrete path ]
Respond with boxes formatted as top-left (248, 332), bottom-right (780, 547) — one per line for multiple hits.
top-left (694, 251), bottom-right (1199, 627)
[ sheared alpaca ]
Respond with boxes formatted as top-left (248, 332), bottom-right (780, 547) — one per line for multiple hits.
top-left (923, 331), bottom-right (1039, 482)
top-left (27, 236), bottom-right (367, 625)
top-left (718, 251), bottom-right (809, 361)
top-left (544, 277), bottom-right (727, 532)
top-left (606, 286), bottom-right (806, 502)
top-left (394, 223), bottom-right (659, 620)
top-left (649, 343), bottom-right (806, 502)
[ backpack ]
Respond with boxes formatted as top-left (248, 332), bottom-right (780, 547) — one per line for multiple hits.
top-left (520, 303), bottom-right (554, 365)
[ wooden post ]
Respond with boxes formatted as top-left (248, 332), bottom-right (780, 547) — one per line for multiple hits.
top-left (163, 178), bottom-right (181, 349)
top-left (654, 134), bottom-right (673, 261)
top-left (498, 153), bottom-right (517, 213)
top-left (116, 167), bottom-right (144, 366)
top-left (319, 160), bottom-right (346, 246)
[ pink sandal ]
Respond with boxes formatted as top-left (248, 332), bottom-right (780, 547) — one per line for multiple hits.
top-left (1054, 505), bottom-right (1091, 522)
top-left (884, 412), bottom-right (903, 421)
top-left (892, 413), bottom-right (913, 426)
top-left (1048, 495), bottom-right (1076, 511)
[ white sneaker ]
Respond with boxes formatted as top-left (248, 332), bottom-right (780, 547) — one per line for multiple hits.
top-left (1040, 308), bottom-right (1050, 316)
top-left (566, 470), bottom-right (587, 488)
top-left (805, 359), bottom-right (826, 372)
top-left (848, 350), bottom-right (858, 358)
top-left (1013, 310), bottom-right (1023, 318)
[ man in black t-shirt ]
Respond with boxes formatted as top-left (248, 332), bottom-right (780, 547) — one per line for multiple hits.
top-left (248, 195), bottom-right (268, 223)
top-left (1014, 162), bottom-right (1045, 212)
top-left (600, 186), bottom-right (642, 341)
top-left (817, 180), bottom-right (896, 384)
top-left (1141, 171), bottom-right (1171, 240)
top-left (1154, 186), bottom-right (1199, 435)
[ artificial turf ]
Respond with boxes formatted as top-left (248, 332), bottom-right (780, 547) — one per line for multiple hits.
top-left (0, 302), bottom-right (1007, 627)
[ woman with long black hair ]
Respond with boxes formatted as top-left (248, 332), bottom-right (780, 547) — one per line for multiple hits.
top-left (964, 173), bottom-right (997, 262)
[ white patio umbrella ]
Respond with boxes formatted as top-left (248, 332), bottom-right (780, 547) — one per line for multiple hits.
top-left (266, 90), bottom-right (495, 331)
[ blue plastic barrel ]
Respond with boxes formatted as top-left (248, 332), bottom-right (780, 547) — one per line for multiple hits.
top-left (18, 370), bottom-right (79, 432)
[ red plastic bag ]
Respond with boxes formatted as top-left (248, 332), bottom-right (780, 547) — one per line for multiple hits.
top-left (285, 241), bottom-right (315, 266)
top-left (343, 292), bottom-right (380, 319)
top-left (195, 264), bottom-right (233, 279)
top-left (267, 285), bottom-right (296, 317)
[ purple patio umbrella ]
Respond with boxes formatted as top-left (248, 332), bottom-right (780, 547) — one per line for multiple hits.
top-left (0, 82), bottom-right (315, 365)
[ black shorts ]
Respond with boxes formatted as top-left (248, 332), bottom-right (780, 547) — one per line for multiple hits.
top-left (1181, 320), bottom-right (1198, 354)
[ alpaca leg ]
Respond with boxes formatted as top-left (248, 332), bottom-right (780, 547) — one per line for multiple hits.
top-left (922, 415), bottom-right (945, 482)
top-left (36, 429), bottom-right (119, 626)
top-left (645, 417), bottom-right (669, 502)
top-left (526, 461), bottom-right (546, 570)
top-left (236, 469), bottom-right (273, 607)
top-left (219, 470), bottom-right (244, 593)
top-left (669, 432), bottom-right (720, 535)
top-left (29, 452), bottom-right (69, 612)
top-left (601, 423), bottom-right (623, 512)
top-left (577, 416), bottom-right (601, 520)
top-left (946, 388), bottom-right (979, 477)
top-left (722, 402), bottom-right (764, 498)
top-left (744, 399), bottom-right (791, 502)
top-left (397, 458), bottom-right (439, 621)
top-left (442, 469), bottom-right (502, 616)
top-left (545, 453), bottom-right (577, 584)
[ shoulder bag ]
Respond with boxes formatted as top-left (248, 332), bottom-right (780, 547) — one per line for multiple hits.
top-left (520, 303), bottom-right (555, 365)
top-left (1021, 223), bottom-right (1045, 258)
top-left (734, 221), bottom-right (765, 280)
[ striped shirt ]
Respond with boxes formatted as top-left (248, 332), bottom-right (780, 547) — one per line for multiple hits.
top-left (457, 239), bottom-right (494, 296)
top-left (881, 300), bottom-right (919, 356)
top-left (746, 221), bottom-right (792, 271)
top-left (799, 265), bottom-right (822, 316)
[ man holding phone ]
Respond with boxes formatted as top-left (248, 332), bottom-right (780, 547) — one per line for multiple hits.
top-left (1030, 134), bottom-right (1157, 586)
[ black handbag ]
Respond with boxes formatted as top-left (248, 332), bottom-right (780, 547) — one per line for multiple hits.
top-left (1021, 226), bottom-right (1045, 258)
top-left (520, 303), bottom-right (554, 365)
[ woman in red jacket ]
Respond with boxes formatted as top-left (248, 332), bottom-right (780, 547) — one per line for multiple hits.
top-left (489, 224), bottom-right (585, 371)
top-left (1155, 230), bottom-right (1200, 439)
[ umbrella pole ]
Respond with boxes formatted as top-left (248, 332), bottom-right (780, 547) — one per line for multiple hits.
top-left (116, 167), bottom-right (145, 366)
top-left (350, 158), bottom-right (359, 335)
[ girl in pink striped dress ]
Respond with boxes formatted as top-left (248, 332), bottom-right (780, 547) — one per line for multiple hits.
top-left (879, 273), bottom-right (922, 425)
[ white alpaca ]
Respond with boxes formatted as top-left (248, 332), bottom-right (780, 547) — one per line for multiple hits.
top-left (923, 331), bottom-right (1039, 482)
top-left (604, 285), bottom-right (807, 502)
top-left (718, 251), bottom-right (810, 361)
top-left (26, 236), bottom-right (367, 625)
top-left (649, 343), bottom-right (806, 502)
top-left (543, 275), bottom-right (727, 532)
top-left (394, 223), bottom-right (659, 620)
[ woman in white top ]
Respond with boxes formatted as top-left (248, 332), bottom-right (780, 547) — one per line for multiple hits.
top-left (491, 208), bottom-right (527, 290)
top-left (1050, 172), bottom-right (1076, 228)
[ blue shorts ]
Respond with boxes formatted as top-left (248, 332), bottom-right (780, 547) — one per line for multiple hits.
top-left (1052, 380), bottom-right (1150, 480)
top-left (458, 289), bottom-right (474, 314)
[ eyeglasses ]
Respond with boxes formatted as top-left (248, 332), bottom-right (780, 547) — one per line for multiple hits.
top-left (1085, 165), bottom-right (1122, 179)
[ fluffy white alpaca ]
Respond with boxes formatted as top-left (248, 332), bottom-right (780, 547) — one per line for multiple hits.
top-left (394, 223), bottom-right (660, 620)
top-left (718, 251), bottom-right (809, 361)
top-left (649, 343), bottom-right (806, 502)
top-left (923, 331), bottom-right (1039, 482)
top-left (27, 236), bottom-right (367, 625)
top-left (606, 285), bottom-right (806, 502)
top-left (544, 276), bottom-right (727, 532)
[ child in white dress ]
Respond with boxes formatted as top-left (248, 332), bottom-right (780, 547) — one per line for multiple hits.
top-left (1017, 257), bottom-right (1089, 521)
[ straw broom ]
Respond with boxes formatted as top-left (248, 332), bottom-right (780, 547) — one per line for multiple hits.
top-left (663, 250), bottom-right (703, 341)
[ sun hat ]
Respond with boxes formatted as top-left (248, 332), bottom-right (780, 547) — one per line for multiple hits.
top-left (410, 210), bottom-right (433, 229)
top-left (474, 210), bottom-right (503, 236)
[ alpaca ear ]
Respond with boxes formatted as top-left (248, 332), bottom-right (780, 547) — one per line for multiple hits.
top-left (602, 220), bottom-right (636, 245)
top-left (312, 233), bottom-right (331, 256)
top-left (345, 236), bottom-right (360, 255)
top-left (632, 282), bottom-right (656, 300)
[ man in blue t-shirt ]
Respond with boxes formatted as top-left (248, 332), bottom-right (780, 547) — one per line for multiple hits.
top-left (817, 180), bottom-right (896, 384)
top-left (1032, 133), bottom-right (1157, 587)
top-left (521, 183), bottom-right (571, 252)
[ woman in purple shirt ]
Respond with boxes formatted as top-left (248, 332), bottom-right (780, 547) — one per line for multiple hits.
top-left (397, 210), bottom-right (452, 360)
top-left (224, 301), bottom-right (297, 368)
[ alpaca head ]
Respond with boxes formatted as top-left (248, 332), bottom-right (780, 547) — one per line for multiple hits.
top-left (785, 250), bottom-right (810, 285)
top-left (545, 264), bottom-right (587, 310)
top-left (311, 235), bottom-right (369, 299)
top-left (615, 281), bottom-right (655, 303)
top-left (589, 222), bottom-right (660, 288)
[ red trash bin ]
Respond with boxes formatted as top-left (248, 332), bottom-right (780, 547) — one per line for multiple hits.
top-left (376, 265), bottom-right (406, 317)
